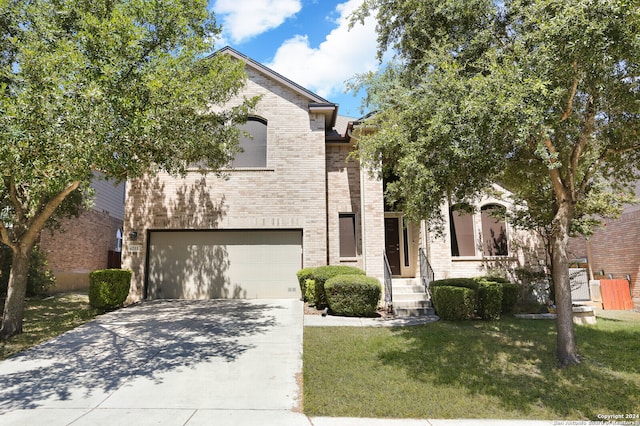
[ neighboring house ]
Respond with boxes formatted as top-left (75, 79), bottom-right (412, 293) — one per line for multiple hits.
top-left (40, 172), bottom-right (125, 292)
top-left (122, 47), bottom-right (542, 312)
top-left (568, 182), bottom-right (640, 310)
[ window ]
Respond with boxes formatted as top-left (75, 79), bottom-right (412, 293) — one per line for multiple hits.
top-left (231, 117), bottom-right (267, 168)
top-left (339, 213), bottom-right (357, 258)
top-left (481, 204), bottom-right (508, 256)
top-left (450, 204), bottom-right (475, 256)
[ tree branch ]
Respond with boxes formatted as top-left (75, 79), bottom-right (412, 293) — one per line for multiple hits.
top-left (569, 96), bottom-right (594, 197)
top-left (560, 60), bottom-right (579, 122)
top-left (542, 137), bottom-right (569, 204)
top-left (5, 176), bottom-right (25, 223)
top-left (22, 181), bottom-right (81, 248)
top-left (0, 221), bottom-right (17, 252)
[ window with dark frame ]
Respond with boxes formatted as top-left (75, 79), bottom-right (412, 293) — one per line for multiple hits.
top-left (481, 204), bottom-right (508, 256)
top-left (339, 213), bottom-right (357, 258)
top-left (450, 204), bottom-right (475, 257)
top-left (231, 116), bottom-right (267, 168)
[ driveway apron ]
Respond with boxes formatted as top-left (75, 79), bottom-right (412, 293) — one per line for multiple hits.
top-left (0, 299), bottom-right (306, 425)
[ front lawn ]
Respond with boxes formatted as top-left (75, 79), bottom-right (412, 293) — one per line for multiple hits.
top-left (0, 292), bottom-right (101, 360)
top-left (303, 316), bottom-right (640, 420)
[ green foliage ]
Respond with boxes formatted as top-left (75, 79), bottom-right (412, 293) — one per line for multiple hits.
top-left (430, 277), bottom-right (518, 320)
top-left (311, 265), bottom-right (366, 309)
top-left (477, 282), bottom-right (503, 320)
top-left (296, 267), bottom-right (316, 301)
top-left (430, 278), bottom-right (479, 291)
top-left (351, 0), bottom-right (639, 364)
top-left (0, 0), bottom-right (255, 336)
top-left (304, 279), bottom-right (316, 306)
top-left (88, 269), bottom-right (132, 310)
top-left (501, 283), bottom-right (519, 314)
top-left (431, 286), bottom-right (476, 321)
top-left (0, 244), bottom-right (55, 298)
top-left (325, 274), bottom-right (381, 317)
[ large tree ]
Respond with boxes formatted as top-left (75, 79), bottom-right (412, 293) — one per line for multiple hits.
top-left (351, 0), bottom-right (640, 366)
top-left (0, 0), bottom-right (255, 339)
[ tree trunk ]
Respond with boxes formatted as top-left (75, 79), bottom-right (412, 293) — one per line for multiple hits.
top-left (0, 249), bottom-right (31, 340)
top-left (550, 202), bottom-right (581, 367)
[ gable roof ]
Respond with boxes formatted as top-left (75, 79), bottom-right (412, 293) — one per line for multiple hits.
top-left (217, 46), bottom-right (338, 130)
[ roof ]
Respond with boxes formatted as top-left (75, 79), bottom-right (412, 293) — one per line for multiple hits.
top-left (217, 46), bottom-right (338, 130)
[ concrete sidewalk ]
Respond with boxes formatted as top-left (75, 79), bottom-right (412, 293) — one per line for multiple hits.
top-left (304, 313), bottom-right (439, 327)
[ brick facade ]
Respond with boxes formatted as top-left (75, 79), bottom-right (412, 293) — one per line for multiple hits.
top-left (326, 142), bottom-right (384, 281)
top-left (40, 209), bottom-right (122, 291)
top-left (425, 188), bottom-right (545, 281)
top-left (568, 210), bottom-right (640, 310)
top-left (123, 64), bottom-right (330, 301)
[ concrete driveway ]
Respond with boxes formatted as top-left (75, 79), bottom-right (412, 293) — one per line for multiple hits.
top-left (0, 299), bottom-right (306, 426)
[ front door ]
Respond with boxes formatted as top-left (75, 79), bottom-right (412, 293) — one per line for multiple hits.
top-left (384, 217), bottom-right (401, 275)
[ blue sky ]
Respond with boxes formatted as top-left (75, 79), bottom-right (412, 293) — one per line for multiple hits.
top-left (209, 0), bottom-right (381, 118)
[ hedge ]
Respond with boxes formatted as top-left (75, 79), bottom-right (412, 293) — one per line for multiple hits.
top-left (304, 279), bottom-right (316, 305)
top-left (477, 282), bottom-right (503, 320)
top-left (430, 286), bottom-right (475, 320)
top-left (296, 267), bottom-right (316, 301)
top-left (325, 274), bottom-right (381, 317)
top-left (311, 265), bottom-right (365, 308)
top-left (430, 277), bottom-right (519, 320)
top-left (501, 283), bottom-right (519, 314)
top-left (430, 278), bottom-right (479, 291)
top-left (89, 269), bottom-right (132, 310)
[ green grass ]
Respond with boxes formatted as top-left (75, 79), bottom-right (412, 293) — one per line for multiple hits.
top-left (303, 317), bottom-right (640, 420)
top-left (0, 292), bottom-right (101, 360)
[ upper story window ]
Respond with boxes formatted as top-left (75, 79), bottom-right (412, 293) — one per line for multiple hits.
top-left (481, 204), bottom-right (508, 256)
top-left (450, 204), bottom-right (475, 257)
top-left (231, 116), bottom-right (267, 168)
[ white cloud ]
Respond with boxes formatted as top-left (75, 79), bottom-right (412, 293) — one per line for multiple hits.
top-left (214, 0), bottom-right (302, 44)
top-left (266, 0), bottom-right (380, 106)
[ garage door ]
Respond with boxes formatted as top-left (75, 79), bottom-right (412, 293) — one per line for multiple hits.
top-left (147, 230), bottom-right (302, 299)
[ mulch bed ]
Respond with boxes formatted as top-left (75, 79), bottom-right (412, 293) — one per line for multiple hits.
top-left (304, 302), bottom-right (394, 319)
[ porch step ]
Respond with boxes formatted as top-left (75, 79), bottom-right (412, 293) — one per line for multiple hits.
top-left (391, 278), bottom-right (434, 317)
top-left (393, 306), bottom-right (436, 317)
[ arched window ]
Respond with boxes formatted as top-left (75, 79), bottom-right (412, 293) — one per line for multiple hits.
top-left (450, 204), bottom-right (475, 256)
top-left (481, 204), bottom-right (508, 256)
top-left (231, 117), bottom-right (267, 168)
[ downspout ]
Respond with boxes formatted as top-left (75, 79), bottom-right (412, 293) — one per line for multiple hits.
top-left (348, 122), bottom-right (367, 273)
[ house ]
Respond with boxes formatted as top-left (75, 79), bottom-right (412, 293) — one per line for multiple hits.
top-left (40, 172), bottom-right (125, 292)
top-left (122, 47), bottom-right (542, 313)
top-left (568, 182), bottom-right (640, 310)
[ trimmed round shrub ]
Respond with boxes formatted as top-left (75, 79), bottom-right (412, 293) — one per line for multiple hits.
top-left (312, 265), bottom-right (365, 308)
top-left (89, 269), bottom-right (132, 310)
top-left (296, 267), bottom-right (316, 301)
top-left (325, 274), bottom-right (381, 317)
top-left (500, 283), bottom-right (519, 314)
top-left (430, 278), bottom-right (479, 292)
top-left (304, 279), bottom-right (316, 305)
top-left (431, 286), bottom-right (476, 320)
top-left (477, 282), bottom-right (503, 320)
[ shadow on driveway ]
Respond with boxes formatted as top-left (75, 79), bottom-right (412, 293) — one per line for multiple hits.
top-left (0, 299), bottom-right (280, 413)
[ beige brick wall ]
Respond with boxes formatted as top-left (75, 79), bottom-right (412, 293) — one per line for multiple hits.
top-left (424, 189), bottom-right (544, 281)
top-left (123, 66), bottom-right (328, 301)
top-left (326, 143), bottom-right (384, 281)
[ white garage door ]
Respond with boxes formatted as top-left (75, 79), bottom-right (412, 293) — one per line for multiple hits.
top-left (147, 230), bottom-right (302, 299)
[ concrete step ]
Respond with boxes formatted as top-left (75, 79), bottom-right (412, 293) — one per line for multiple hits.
top-left (393, 299), bottom-right (431, 309)
top-left (392, 292), bottom-right (430, 302)
top-left (392, 284), bottom-right (426, 294)
top-left (393, 306), bottom-right (436, 317)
